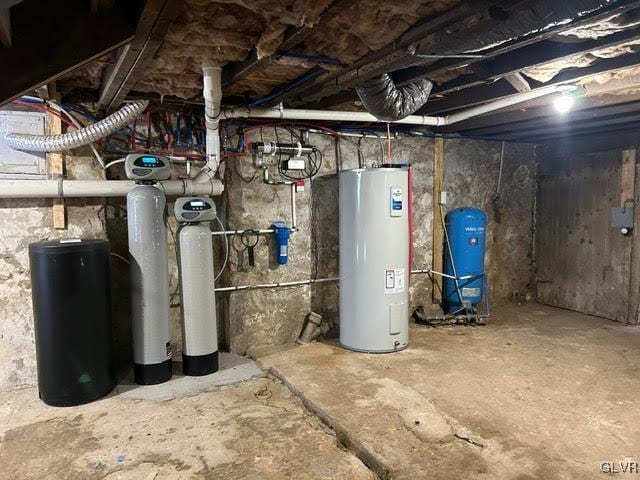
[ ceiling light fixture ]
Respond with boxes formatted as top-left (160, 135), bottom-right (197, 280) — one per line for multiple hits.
top-left (553, 85), bottom-right (578, 114)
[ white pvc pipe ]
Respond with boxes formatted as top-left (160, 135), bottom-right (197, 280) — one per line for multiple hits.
top-left (222, 85), bottom-right (570, 126)
top-left (0, 179), bottom-right (224, 198)
top-left (195, 65), bottom-right (222, 183)
top-left (443, 85), bottom-right (568, 125)
top-left (221, 106), bottom-right (441, 125)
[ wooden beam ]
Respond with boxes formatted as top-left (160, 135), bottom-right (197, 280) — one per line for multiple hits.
top-left (0, 7), bottom-right (10, 48)
top-left (98, 0), bottom-right (179, 111)
top-left (422, 50), bottom-right (640, 116)
top-left (436, 91), bottom-right (640, 135)
top-left (506, 111), bottom-right (640, 142)
top-left (271, 1), bottom-right (480, 107)
top-left (0, 0), bottom-right (140, 107)
top-left (504, 73), bottom-right (531, 93)
top-left (222, 0), bottom-right (351, 87)
top-left (290, 0), bottom-right (640, 108)
top-left (622, 149), bottom-right (636, 206)
top-left (432, 138), bottom-right (445, 304)
top-left (625, 149), bottom-right (640, 324)
top-left (47, 85), bottom-right (65, 230)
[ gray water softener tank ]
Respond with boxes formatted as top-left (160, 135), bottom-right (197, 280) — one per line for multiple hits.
top-left (28, 239), bottom-right (116, 406)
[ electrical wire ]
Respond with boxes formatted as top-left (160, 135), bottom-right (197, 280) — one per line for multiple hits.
top-left (104, 158), bottom-right (125, 169)
top-left (55, 103), bottom-right (105, 168)
top-left (214, 216), bottom-right (229, 282)
top-left (17, 96), bottom-right (105, 168)
top-left (386, 123), bottom-right (391, 164)
top-left (11, 99), bottom-right (75, 128)
top-left (110, 252), bottom-right (130, 265)
top-left (496, 141), bottom-right (505, 195)
top-left (233, 156), bottom-right (257, 183)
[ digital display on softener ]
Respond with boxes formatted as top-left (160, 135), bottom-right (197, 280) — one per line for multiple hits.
top-left (134, 156), bottom-right (165, 168)
top-left (125, 153), bottom-right (171, 181)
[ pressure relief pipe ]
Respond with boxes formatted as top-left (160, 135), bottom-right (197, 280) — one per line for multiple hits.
top-left (3, 100), bottom-right (149, 152)
top-left (194, 65), bottom-right (222, 183)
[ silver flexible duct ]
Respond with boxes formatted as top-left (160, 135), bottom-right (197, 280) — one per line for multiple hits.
top-left (3, 100), bottom-right (149, 152)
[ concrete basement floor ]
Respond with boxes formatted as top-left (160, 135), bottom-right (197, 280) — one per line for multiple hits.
top-left (258, 303), bottom-right (640, 480)
top-left (1, 304), bottom-right (639, 479)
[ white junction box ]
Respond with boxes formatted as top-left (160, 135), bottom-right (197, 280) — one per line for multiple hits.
top-left (0, 110), bottom-right (47, 179)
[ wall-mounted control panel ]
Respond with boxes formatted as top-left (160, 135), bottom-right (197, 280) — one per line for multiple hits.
top-left (124, 153), bottom-right (171, 181)
top-left (174, 197), bottom-right (217, 223)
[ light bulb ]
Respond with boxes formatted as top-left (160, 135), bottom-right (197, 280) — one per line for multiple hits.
top-left (554, 93), bottom-right (574, 114)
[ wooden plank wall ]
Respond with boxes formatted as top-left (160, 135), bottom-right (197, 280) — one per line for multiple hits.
top-left (536, 149), bottom-right (634, 322)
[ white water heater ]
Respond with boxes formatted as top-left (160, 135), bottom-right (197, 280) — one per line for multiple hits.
top-left (339, 167), bottom-right (410, 353)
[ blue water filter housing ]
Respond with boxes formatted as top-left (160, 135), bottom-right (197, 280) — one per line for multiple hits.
top-left (443, 207), bottom-right (487, 313)
top-left (272, 221), bottom-right (291, 265)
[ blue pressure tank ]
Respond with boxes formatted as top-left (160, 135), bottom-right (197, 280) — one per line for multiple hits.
top-left (443, 207), bottom-right (486, 313)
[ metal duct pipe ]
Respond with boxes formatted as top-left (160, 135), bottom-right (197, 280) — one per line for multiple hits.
top-left (0, 179), bottom-right (224, 198)
top-left (355, 74), bottom-right (433, 121)
top-left (3, 101), bottom-right (149, 152)
top-left (222, 85), bottom-right (574, 126)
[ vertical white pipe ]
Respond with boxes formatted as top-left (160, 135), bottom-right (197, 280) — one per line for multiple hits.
top-left (195, 65), bottom-right (222, 183)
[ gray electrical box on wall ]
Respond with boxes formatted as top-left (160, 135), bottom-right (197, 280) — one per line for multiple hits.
top-left (0, 110), bottom-right (47, 179)
top-left (611, 207), bottom-right (634, 229)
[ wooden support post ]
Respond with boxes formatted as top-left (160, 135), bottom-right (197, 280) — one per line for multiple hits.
top-left (625, 149), bottom-right (640, 324)
top-left (46, 88), bottom-right (66, 230)
top-left (432, 137), bottom-right (445, 304)
top-left (622, 149), bottom-right (636, 206)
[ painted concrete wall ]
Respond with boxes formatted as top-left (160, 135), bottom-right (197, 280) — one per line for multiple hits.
top-left (221, 133), bottom-right (537, 356)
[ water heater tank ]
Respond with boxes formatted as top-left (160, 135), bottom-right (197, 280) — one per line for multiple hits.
top-left (339, 167), bottom-right (409, 353)
top-left (443, 207), bottom-right (486, 313)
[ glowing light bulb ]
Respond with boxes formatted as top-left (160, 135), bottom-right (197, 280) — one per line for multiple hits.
top-left (554, 93), bottom-right (574, 114)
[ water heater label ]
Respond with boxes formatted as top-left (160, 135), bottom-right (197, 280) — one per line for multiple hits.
top-left (385, 268), bottom-right (405, 294)
top-left (462, 287), bottom-right (481, 297)
top-left (390, 188), bottom-right (403, 217)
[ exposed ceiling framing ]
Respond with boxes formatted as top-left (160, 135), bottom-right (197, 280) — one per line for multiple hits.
top-left (269, 0), bottom-right (640, 108)
top-left (97, 0), bottom-right (180, 111)
top-left (0, 0), bottom-right (143, 107)
top-left (221, 0), bottom-right (351, 88)
top-left (3, 0), bottom-right (640, 143)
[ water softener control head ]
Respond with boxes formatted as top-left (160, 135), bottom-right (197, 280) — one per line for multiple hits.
top-left (124, 153), bottom-right (171, 181)
top-left (174, 197), bottom-right (217, 223)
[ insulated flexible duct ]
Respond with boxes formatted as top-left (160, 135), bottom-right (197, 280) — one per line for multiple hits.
top-left (3, 100), bottom-right (149, 152)
top-left (355, 74), bottom-right (433, 122)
